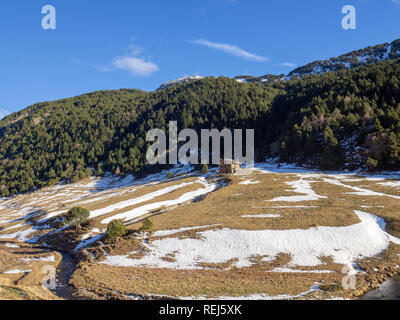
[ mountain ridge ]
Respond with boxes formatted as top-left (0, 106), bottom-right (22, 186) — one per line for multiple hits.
top-left (0, 108), bottom-right (9, 120)
top-left (288, 38), bottom-right (400, 78)
top-left (157, 38), bottom-right (400, 89)
top-left (1, 39), bottom-right (400, 196)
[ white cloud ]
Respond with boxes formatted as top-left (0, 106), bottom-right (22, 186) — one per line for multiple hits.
top-left (73, 59), bottom-right (114, 73)
top-left (84, 38), bottom-right (159, 77)
top-left (129, 44), bottom-right (144, 56)
top-left (94, 65), bottom-right (113, 72)
top-left (191, 39), bottom-right (268, 62)
top-left (392, 0), bottom-right (400, 5)
top-left (112, 56), bottom-right (159, 77)
top-left (277, 62), bottom-right (297, 68)
top-left (128, 37), bottom-right (145, 56)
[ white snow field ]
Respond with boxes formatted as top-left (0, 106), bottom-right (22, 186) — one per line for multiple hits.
top-left (169, 285), bottom-right (321, 300)
top-left (21, 255), bottom-right (55, 262)
top-left (1, 163), bottom-right (400, 272)
top-left (184, 288), bottom-right (320, 300)
top-left (4, 269), bottom-right (32, 274)
top-left (3, 162), bottom-right (400, 300)
top-left (323, 177), bottom-right (400, 199)
top-left (377, 181), bottom-right (400, 188)
top-left (101, 210), bottom-right (400, 270)
top-left (239, 180), bottom-right (260, 185)
top-left (100, 178), bottom-right (217, 224)
top-left (0, 166), bottom-right (209, 243)
top-left (267, 177), bottom-right (327, 202)
top-left (89, 181), bottom-right (198, 219)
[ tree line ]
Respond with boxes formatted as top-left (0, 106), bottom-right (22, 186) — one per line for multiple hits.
top-left (0, 58), bottom-right (400, 196)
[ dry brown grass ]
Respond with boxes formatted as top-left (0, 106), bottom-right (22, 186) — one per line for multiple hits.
top-left (89, 180), bottom-right (205, 228)
top-left (68, 171), bottom-right (400, 299)
top-left (4, 170), bottom-right (400, 299)
top-left (71, 263), bottom-right (344, 299)
top-left (142, 173), bottom-right (361, 234)
top-left (0, 240), bottom-right (62, 300)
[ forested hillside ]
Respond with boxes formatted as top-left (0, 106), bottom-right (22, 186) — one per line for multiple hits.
top-left (227, 39), bottom-right (400, 85)
top-left (288, 38), bottom-right (400, 78)
top-left (1, 56), bottom-right (400, 197)
top-left (0, 80), bottom-right (279, 196)
top-left (269, 59), bottom-right (400, 170)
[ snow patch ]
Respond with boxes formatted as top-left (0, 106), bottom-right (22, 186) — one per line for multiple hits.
top-left (21, 255), bottom-right (55, 262)
top-left (4, 269), bottom-right (32, 274)
top-left (241, 214), bottom-right (281, 218)
top-left (100, 210), bottom-right (400, 270)
top-left (101, 178), bottom-right (217, 224)
top-left (239, 180), bottom-right (260, 185)
top-left (267, 178), bottom-right (327, 203)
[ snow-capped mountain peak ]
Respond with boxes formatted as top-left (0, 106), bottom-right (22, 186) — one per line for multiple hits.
top-left (157, 76), bottom-right (206, 90)
top-left (287, 39), bottom-right (400, 79)
top-left (156, 39), bottom-right (400, 90)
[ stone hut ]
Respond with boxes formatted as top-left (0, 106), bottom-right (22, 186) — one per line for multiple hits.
top-left (219, 159), bottom-right (241, 174)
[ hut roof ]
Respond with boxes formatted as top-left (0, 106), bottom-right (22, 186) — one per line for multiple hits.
top-left (220, 158), bottom-right (242, 165)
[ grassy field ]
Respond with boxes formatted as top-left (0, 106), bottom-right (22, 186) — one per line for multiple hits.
top-left (73, 170), bottom-right (400, 299)
top-left (0, 240), bottom-right (61, 300)
top-left (1, 166), bottom-right (400, 299)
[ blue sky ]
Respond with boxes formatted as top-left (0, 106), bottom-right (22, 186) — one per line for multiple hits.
top-left (1, 0), bottom-right (400, 114)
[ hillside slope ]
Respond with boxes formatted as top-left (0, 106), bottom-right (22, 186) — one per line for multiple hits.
top-left (288, 38), bottom-right (400, 78)
top-left (0, 80), bottom-right (278, 196)
top-left (231, 39), bottom-right (400, 85)
top-left (1, 43), bottom-right (400, 196)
